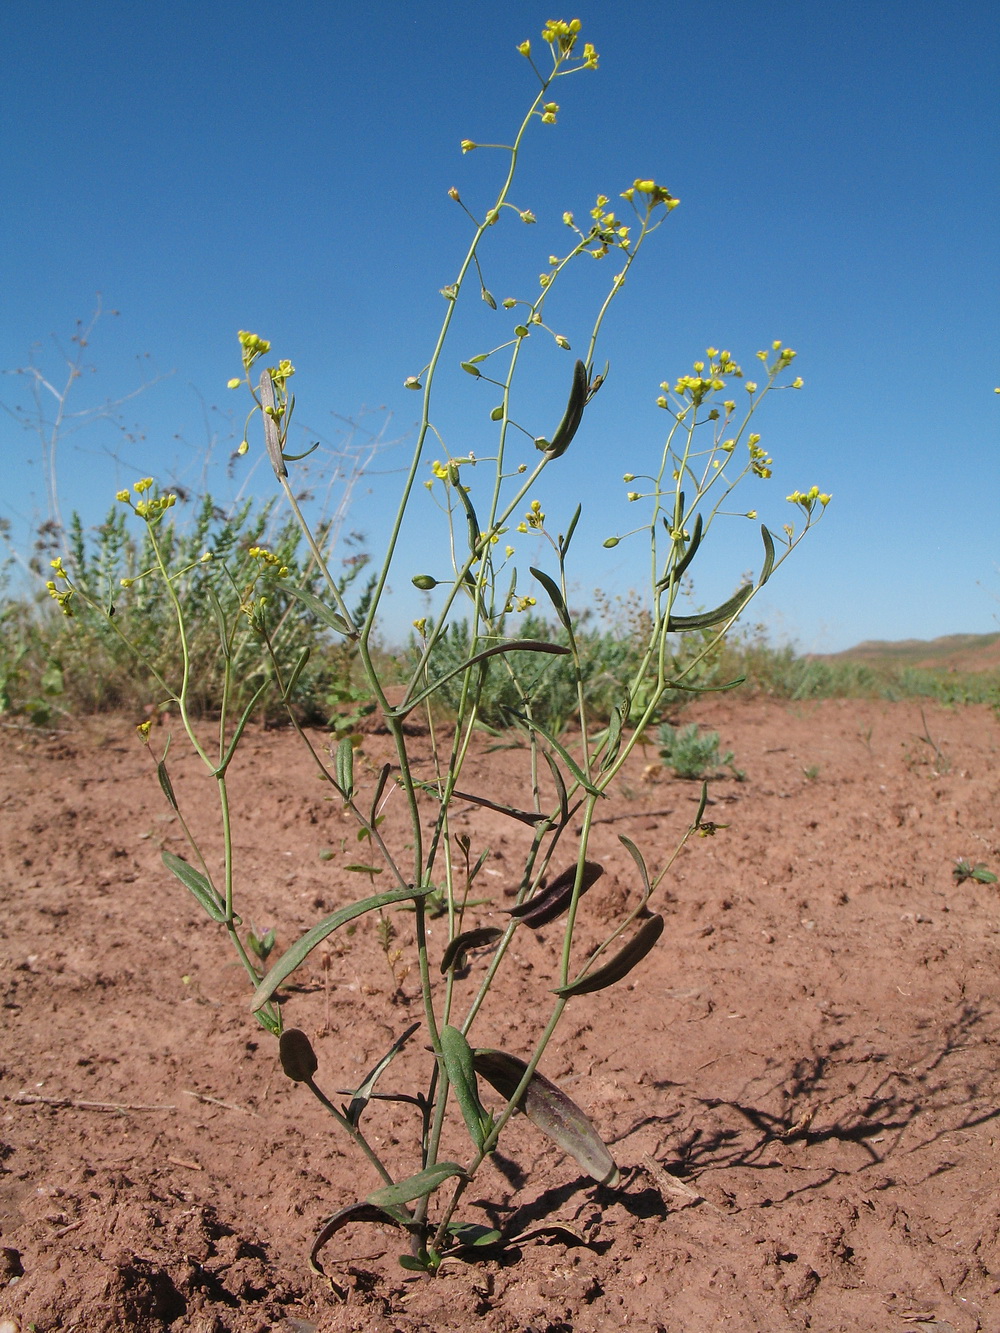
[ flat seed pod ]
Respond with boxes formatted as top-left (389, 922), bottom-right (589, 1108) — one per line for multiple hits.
top-left (440, 927), bottom-right (504, 974)
top-left (553, 914), bottom-right (665, 997)
top-left (473, 1048), bottom-right (619, 1186)
top-left (279, 1028), bottom-right (318, 1083)
top-left (509, 861), bottom-right (604, 929)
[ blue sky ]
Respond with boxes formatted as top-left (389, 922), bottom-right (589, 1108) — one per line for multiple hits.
top-left (3, 0), bottom-right (998, 652)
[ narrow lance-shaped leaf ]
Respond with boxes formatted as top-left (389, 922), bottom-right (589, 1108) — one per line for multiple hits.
top-left (530, 566), bottom-right (572, 634)
top-left (309, 1202), bottom-right (409, 1280)
top-left (541, 746), bottom-right (570, 826)
top-left (553, 914), bottom-right (665, 997)
top-left (758, 524), bottom-right (776, 585)
top-left (453, 472), bottom-right (481, 555)
top-left (281, 646), bottom-right (311, 701)
top-left (369, 763), bottom-right (392, 825)
top-left (505, 708), bottom-right (601, 797)
top-left (367, 1162), bottom-right (468, 1210)
top-left (440, 927), bottom-right (503, 975)
top-left (442, 787), bottom-right (547, 826)
top-left (251, 884), bottom-right (435, 1010)
top-left (473, 1049), bottom-right (620, 1186)
top-left (206, 583), bottom-right (230, 658)
top-left (216, 678), bottom-right (271, 776)
top-left (162, 850), bottom-right (227, 922)
top-left (441, 1025), bottom-right (491, 1151)
top-left (667, 582), bottom-right (753, 631)
top-left (599, 695), bottom-right (628, 773)
top-left (657, 510), bottom-right (704, 589)
top-left (284, 582), bottom-right (352, 637)
top-left (509, 861), bottom-right (604, 929)
top-left (344, 1022), bottom-right (420, 1126)
top-left (399, 639), bottom-right (570, 716)
top-left (559, 503), bottom-right (582, 557)
top-left (157, 760), bottom-right (179, 812)
top-left (617, 834), bottom-right (651, 898)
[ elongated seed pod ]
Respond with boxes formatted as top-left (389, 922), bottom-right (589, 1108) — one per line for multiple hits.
top-left (536, 359), bottom-right (588, 459)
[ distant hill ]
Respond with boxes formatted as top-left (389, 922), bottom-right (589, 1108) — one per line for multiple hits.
top-left (816, 632), bottom-right (1000, 674)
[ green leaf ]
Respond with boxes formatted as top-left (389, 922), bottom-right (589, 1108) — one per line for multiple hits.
top-left (759, 524), bottom-right (776, 585)
top-left (162, 850), bottom-right (227, 922)
top-left (440, 927), bottom-right (504, 974)
top-left (507, 711), bottom-right (601, 797)
top-left (667, 582), bottom-right (753, 631)
top-left (369, 763), bottom-right (392, 825)
top-left (441, 1025), bottom-right (490, 1150)
top-left (344, 863), bottom-right (383, 875)
top-left (553, 914), bottom-right (664, 997)
top-left (441, 787), bottom-right (547, 826)
top-left (599, 696), bottom-right (627, 772)
top-left (452, 475), bottom-right (481, 554)
top-left (344, 1022), bottom-right (420, 1126)
top-left (617, 834), bottom-right (651, 898)
top-left (281, 646), bottom-right (311, 701)
top-left (541, 747), bottom-right (569, 826)
top-left (530, 566), bottom-right (572, 633)
top-left (398, 1254), bottom-right (431, 1272)
top-left (251, 884), bottom-right (434, 1010)
top-left (157, 760), bottom-right (179, 812)
top-left (206, 583), bottom-right (231, 658)
top-left (445, 1222), bottom-right (502, 1250)
top-left (335, 736), bottom-right (354, 800)
top-left (399, 639), bottom-right (570, 716)
top-left (284, 582), bottom-right (352, 636)
top-left (367, 1163), bottom-right (468, 1210)
top-left (309, 1202), bottom-right (409, 1280)
top-left (473, 1050), bottom-right (619, 1186)
top-left (559, 503), bottom-right (582, 557)
top-left (215, 678), bottom-right (271, 775)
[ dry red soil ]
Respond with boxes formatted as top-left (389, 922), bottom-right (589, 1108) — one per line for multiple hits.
top-left (2, 697), bottom-right (1000, 1333)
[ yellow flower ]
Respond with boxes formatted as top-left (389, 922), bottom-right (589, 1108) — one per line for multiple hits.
top-left (460, 139), bottom-right (477, 153)
top-left (116, 489), bottom-right (130, 502)
top-left (227, 377), bottom-right (242, 389)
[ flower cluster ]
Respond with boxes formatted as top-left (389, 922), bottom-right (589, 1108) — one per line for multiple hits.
top-left (248, 546), bottom-right (290, 578)
top-left (584, 195), bottom-right (631, 258)
top-left (117, 477), bottom-right (177, 520)
top-left (238, 330), bottom-right (270, 374)
top-left (661, 349), bottom-right (744, 411)
top-left (517, 499), bottom-right (545, 533)
top-left (45, 557), bottom-right (73, 617)
top-left (786, 486), bottom-right (832, 514)
top-left (621, 179), bottom-right (679, 212)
